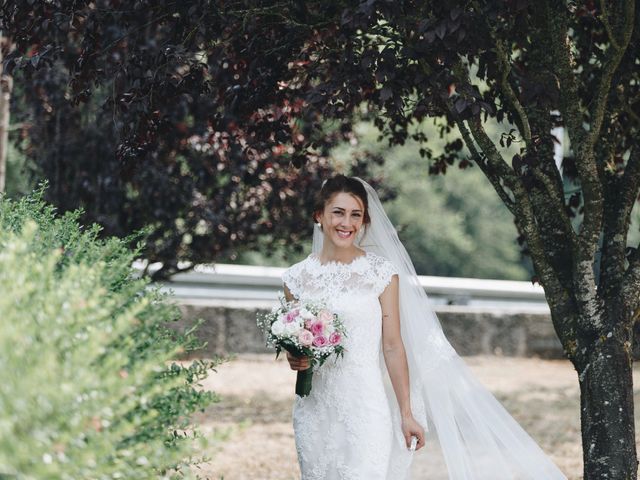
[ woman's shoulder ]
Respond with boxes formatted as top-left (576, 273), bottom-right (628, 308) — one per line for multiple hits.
top-left (281, 255), bottom-right (313, 300)
top-left (366, 250), bottom-right (398, 273)
top-left (282, 254), bottom-right (312, 279)
top-left (364, 251), bottom-right (399, 296)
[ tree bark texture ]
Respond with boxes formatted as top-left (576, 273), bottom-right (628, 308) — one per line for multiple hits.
top-left (577, 328), bottom-right (637, 479)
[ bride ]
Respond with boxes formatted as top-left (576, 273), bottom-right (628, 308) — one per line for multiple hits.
top-left (281, 174), bottom-right (567, 480)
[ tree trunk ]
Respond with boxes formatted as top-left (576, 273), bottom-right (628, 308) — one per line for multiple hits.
top-left (577, 332), bottom-right (637, 479)
top-left (0, 41), bottom-right (13, 194)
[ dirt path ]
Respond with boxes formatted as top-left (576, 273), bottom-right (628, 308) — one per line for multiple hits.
top-left (190, 354), bottom-right (640, 480)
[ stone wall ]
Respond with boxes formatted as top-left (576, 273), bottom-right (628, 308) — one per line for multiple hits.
top-left (171, 304), bottom-right (566, 359)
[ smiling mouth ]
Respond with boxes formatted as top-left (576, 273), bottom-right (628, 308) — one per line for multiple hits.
top-left (336, 229), bottom-right (354, 239)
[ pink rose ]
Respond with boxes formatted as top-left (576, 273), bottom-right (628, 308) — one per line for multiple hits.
top-left (310, 321), bottom-right (325, 336)
top-left (317, 309), bottom-right (334, 325)
top-left (329, 332), bottom-right (341, 345)
top-left (312, 335), bottom-right (328, 347)
top-left (298, 330), bottom-right (314, 347)
top-left (284, 308), bottom-right (300, 323)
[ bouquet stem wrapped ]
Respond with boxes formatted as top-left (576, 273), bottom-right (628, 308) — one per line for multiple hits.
top-left (281, 344), bottom-right (314, 396)
top-left (295, 361), bottom-right (313, 397)
top-left (296, 354), bottom-right (313, 397)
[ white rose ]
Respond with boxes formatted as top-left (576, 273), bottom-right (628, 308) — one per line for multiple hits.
top-left (299, 308), bottom-right (314, 320)
top-left (271, 320), bottom-right (285, 336)
top-left (284, 321), bottom-right (301, 336)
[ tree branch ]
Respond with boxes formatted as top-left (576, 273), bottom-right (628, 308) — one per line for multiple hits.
top-left (543, 2), bottom-right (629, 273)
top-left (482, 11), bottom-right (532, 147)
top-left (586, 0), bottom-right (634, 152)
top-left (465, 114), bottom-right (568, 295)
top-left (623, 244), bottom-right (640, 312)
top-left (542, 4), bottom-right (585, 150)
top-left (474, 13), bottom-right (578, 289)
top-left (529, 165), bottom-right (579, 250)
top-left (621, 149), bottom-right (640, 303)
top-left (463, 107), bottom-right (583, 342)
top-left (453, 117), bottom-right (516, 215)
top-left (545, 15), bottom-right (604, 260)
top-left (599, 0), bottom-right (621, 51)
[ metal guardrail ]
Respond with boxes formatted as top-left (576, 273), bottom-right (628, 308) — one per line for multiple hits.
top-left (151, 262), bottom-right (550, 313)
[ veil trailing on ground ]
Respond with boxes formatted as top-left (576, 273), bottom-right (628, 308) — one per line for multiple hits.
top-left (312, 177), bottom-right (567, 480)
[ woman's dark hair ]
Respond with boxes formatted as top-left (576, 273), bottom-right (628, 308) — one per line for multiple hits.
top-left (312, 174), bottom-right (371, 227)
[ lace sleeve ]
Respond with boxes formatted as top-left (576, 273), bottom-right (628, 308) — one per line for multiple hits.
top-left (372, 255), bottom-right (399, 297)
top-left (282, 265), bottom-right (302, 300)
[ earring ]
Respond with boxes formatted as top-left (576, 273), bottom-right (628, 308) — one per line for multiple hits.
top-left (316, 222), bottom-right (322, 229)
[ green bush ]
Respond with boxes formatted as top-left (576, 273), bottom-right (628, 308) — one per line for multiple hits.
top-left (0, 187), bottom-right (222, 479)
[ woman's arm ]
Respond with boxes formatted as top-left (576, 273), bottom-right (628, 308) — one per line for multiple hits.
top-left (380, 275), bottom-right (426, 450)
top-left (380, 274), bottom-right (412, 416)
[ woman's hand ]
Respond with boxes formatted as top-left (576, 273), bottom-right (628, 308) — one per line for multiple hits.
top-left (401, 414), bottom-right (426, 451)
top-left (286, 351), bottom-right (311, 371)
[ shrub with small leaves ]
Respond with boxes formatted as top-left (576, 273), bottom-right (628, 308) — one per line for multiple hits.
top-left (0, 186), bottom-right (222, 479)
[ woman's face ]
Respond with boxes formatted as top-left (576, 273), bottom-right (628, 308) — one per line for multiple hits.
top-left (315, 192), bottom-right (365, 247)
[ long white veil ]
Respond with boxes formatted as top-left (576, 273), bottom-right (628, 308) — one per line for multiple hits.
top-left (312, 176), bottom-right (567, 480)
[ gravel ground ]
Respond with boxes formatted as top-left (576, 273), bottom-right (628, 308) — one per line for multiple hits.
top-left (189, 354), bottom-right (640, 480)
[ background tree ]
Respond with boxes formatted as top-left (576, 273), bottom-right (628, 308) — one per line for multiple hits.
top-left (4, 1), bottom-right (640, 477)
top-left (2, 1), bottom-right (388, 279)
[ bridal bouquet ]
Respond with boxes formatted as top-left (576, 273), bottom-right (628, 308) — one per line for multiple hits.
top-left (257, 295), bottom-right (346, 396)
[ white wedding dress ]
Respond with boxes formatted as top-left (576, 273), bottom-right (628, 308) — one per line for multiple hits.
top-left (282, 250), bottom-right (408, 480)
top-left (280, 177), bottom-right (567, 480)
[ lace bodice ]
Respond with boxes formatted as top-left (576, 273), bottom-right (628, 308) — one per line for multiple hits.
top-left (282, 250), bottom-right (398, 304)
top-left (283, 250), bottom-right (399, 372)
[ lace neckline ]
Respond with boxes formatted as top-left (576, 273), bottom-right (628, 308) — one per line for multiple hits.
top-left (307, 250), bottom-right (370, 268)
